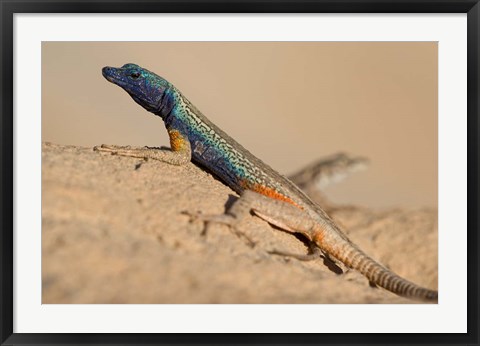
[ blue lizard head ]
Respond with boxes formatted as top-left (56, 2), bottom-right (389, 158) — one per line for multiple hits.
top-left (102, 63), bottom-right (171, 114)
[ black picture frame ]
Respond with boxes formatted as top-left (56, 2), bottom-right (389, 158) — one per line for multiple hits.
top-left (1, 1), bottom-right (478, 345)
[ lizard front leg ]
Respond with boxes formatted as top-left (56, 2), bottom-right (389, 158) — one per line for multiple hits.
top-left (94, 129), bottom-right (191, 166)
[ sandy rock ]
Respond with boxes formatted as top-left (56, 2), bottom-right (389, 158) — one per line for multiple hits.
top-left (42, 142), bottom-right (437, 304)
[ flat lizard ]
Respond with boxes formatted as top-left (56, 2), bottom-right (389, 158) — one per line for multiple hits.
top-left (288, 153), bottom-right (369, 208)
top-left (96, 63), bottom-right (438, 302)
top-left (288, 153), bottom-right (368, 192)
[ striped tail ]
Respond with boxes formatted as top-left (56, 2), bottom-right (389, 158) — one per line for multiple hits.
top-left (346, 246), bottom-right (437, 301)
top-left (316, 232), bottom-right (438, 301)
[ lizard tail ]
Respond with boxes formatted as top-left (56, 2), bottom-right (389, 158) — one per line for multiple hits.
top-left (317, 233), bottom-right (438, 301)
top-left (347, 248), bottom-right (437, 301)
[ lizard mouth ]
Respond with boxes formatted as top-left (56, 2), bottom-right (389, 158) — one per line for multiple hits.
top-left (102, 66), bottom-right (127, 87)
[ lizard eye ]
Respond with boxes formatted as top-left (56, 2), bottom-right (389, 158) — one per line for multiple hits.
top-left (130, 72), bottom-right (140, 79)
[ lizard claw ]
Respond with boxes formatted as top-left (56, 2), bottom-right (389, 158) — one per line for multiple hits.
top-left (94, 144), bottom-right (119, 154)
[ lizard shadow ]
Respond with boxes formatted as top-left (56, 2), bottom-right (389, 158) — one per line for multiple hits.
top-left (224, 194), bottom-right (239, 210)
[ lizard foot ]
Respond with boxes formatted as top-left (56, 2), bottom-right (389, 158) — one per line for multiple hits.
top-left (93, 144), bottom-right (152, 155)
top-left (269, 244), bottom-right (344, 274)
top-left (181, 210), bottom-right (255, 248)
top-left (94, 144), bottom-right (132, 153)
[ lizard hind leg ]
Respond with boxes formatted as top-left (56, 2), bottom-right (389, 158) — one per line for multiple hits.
top-left (183, 189), bottom-right (311, 248)
top-left (238, 191), bottom-right (346, 273)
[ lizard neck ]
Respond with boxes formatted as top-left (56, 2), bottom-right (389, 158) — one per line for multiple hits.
top-left (154, 85), bottom-right (177, 124)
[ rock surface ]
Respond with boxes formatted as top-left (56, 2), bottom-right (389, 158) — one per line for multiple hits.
top-left (42, 143), bottom-right (438, 304)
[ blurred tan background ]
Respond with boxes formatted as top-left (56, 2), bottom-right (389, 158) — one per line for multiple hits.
top-left (42, 42), bottom-right (437, 209)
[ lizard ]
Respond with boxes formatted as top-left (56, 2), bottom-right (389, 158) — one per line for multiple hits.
top-left (287, 153), bottom-right (369, 209)
top-left (95, 63), bottom-right (438, 302)
top-left (288, 153), bottom-right (369, 192)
